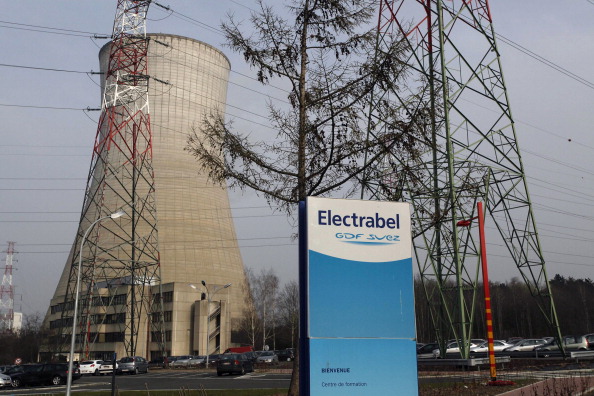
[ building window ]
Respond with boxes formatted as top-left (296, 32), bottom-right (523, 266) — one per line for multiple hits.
top-left (164, 311), bottom-right (172, 322)
top-left (152, 291), bottom-right (173, 304)
top-left (113, 294), bottom-right (127, 305)
top-left (104, 332), bottom-right (125, 342)
top-left (150, 330), bottom-right (171, 342)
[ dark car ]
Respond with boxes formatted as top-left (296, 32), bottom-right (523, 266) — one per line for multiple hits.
top-left (277, 349), bottom-right (295, 362)
top-left (417, 342), bottom-right (439, 358)
top-left (206, 354), bottom-right (221, 365)
top-left (7, 363), bottom-right (81, 387)
top-left (149, 357), bottom-right (166, 368)
top-left (242, 351), bottom-right (259, 363)
top-left (216, 353), bottom-right (253, 376)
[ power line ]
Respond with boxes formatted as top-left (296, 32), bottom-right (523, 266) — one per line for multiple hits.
top-left (0, 20), bottom-right (107, 37)
top-left (0, 103), bottom-right (90, 111)
top-left (0, 63), bottom-right (100, 74)
top-left (496, 33), bottom-right (594, 91)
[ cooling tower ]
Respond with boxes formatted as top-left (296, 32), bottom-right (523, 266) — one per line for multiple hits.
top-left (42, 34), bottom-right (250, 360)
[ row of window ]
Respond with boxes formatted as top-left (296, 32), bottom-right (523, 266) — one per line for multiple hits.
top-left (50, 311), bottom-right (172, 329)
top-left (50, 290), bottom-right (176, 315)
top-left (50, 294), bottom-right (128, 314)
top-left (48, 330), bottom-right (173, 345)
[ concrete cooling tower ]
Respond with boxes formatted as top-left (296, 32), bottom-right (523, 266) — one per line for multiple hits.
top-left (41, 34), bottom-right (250, 361)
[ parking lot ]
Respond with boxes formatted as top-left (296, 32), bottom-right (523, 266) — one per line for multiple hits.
top-left (0, 370), bottom-right (291, 395)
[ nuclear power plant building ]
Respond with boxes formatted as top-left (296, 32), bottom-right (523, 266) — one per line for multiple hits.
top-left (41, 34), bottom-right (250, 361)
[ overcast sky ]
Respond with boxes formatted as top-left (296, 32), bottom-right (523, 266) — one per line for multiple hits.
top-left (1, 0), bottom-right (593, 317)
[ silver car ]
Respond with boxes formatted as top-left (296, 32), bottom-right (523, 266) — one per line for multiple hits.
top-left (534, 335), bottom-right (590, 353)
top-left (118, 356), bottom-right (149, 375)
top-left (170, 355), bottom-right (206, 367)
top-left (503, 338), bottom-right (547, 352)
top-left (255, 351), bottom-right (279, 364)
top-left (0, 373), bottom-right (11, 388)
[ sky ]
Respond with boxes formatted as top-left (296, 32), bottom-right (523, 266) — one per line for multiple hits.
top-left (0, 0), bottom-right (593, 317)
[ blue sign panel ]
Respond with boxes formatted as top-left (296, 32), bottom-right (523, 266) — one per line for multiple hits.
top-left (304, 197), bottom-right (418, 395)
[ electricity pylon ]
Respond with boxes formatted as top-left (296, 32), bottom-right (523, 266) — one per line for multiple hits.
top-left (58, 0), bottom-right (165, 358)
top-left (0, 242), bottom-right (15, 332)
top-left (362, 0), bottom-right (563, 357)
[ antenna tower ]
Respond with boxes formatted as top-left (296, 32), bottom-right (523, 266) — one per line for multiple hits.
top-left (0, 242), bottom-right (16, 332)
top-left (58, 0), bottom-right (165, 358)
top-left (362, 0), bottom-right (563, 357)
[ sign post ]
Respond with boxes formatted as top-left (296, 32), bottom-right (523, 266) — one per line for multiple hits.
top-left (300, 197), bottom-right (418, 395)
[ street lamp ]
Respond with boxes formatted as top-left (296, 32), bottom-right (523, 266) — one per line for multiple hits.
top-left (189, 281), bottom-right (231, 368)
top-left (66, 209), bottom-right (126, 396)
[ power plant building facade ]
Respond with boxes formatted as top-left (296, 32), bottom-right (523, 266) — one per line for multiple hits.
top-left (42, 34), bottom-right (250, 361)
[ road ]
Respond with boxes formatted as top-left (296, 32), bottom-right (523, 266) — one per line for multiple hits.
top-left (0, 370), bottom-right (291, 395)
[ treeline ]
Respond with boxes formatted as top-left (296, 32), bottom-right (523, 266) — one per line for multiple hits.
top-left (415, 274), bottom-right (594, 342)
top-left (2, 273), bottom-right (591, 362)
top-left (0, 314), bottom-right (46, 364)
top-left (235, 269), bottom-right (594, 349)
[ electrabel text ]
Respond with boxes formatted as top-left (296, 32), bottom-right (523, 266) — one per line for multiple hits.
top-left (318, 210), bottom-right (400, 229)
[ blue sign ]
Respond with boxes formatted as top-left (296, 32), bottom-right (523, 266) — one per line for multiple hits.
top-left (301, 197), bottom-right (418, 395)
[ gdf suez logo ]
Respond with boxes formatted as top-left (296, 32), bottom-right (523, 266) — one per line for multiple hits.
top-left (335, 233), bottom-right (400, 243)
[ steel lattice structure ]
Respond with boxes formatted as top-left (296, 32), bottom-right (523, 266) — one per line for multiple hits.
top-left (0, 242), bottom-right (15, 332)
top-left (362, 0), bottom-right (563, 357)
top-left (58, 0), bottom-right (165, 359)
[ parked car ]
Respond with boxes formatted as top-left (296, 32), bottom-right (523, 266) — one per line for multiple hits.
top-left (0, 373), bottom-right (11, 388)
top-left (170, 355), bottom-right (206, 367)
top-left (224, 346), bottom-right (254, 354)
top-left (149, 357), bottom-right (166, 368)
top-left (534, 335), bottom-right (590, 353)
top-left (506, 337), bottom-right (523, 345)
top-left (469, 340), bottom-right (514, 354)
top-left (432, 341), bottom-right (480, 357)
top-left (216, 353), bottom-right (253, 376)
top-left (7, 363), bottom-right (81, 387)
top-left (277, 349), bottom-right (295, 362)
top-left (503, 338), bottom-right (547, 352)
top-left (206, 354), bottom-right (221, 365)
top-left (118, 356), bottom-right (149, 374)
top-left (417, 342), bottom-right (440, 358)
top-left (243, 351), bottom-right (260, 363)
top-left (79, 360), bottom-right (104, 376)
top-left (584, 333), bottom-right (594, 350)
top-left (189, 356), bottom-right (206, 366)
top-left (98, 361), bottom-right (119, 375)
top-left (255, 351), bottom-right (279, 364)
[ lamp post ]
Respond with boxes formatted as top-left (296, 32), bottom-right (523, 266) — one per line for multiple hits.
top-left (189, 281), bottom-right (231, 368)
top-left (66, 209), bottom-right (126, 396)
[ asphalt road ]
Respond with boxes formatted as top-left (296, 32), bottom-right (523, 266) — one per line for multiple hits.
top-left (0, 370), bottom-right (291, 395)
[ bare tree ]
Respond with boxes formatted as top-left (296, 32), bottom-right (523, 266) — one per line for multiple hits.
top-left (277, 280), bottom-right (299, 349)
top-left (237, 268), bottom-right (260, 347)
top-left (186, 1), bottom-right (430, 393)
top-left (249, 268), bottom-right (279, 349)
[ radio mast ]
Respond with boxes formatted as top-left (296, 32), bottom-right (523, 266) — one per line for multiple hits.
top-left (0, 242), bottom-right (16, 332)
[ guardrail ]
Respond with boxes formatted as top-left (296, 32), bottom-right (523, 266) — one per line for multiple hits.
top-left (418, 356), bottom-right (511, 369)
top-left (570, 350), bottom-right (594, 362)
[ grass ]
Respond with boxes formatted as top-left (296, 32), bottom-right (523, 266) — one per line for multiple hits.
top-left (419, 379), bottom-right (535, 396)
